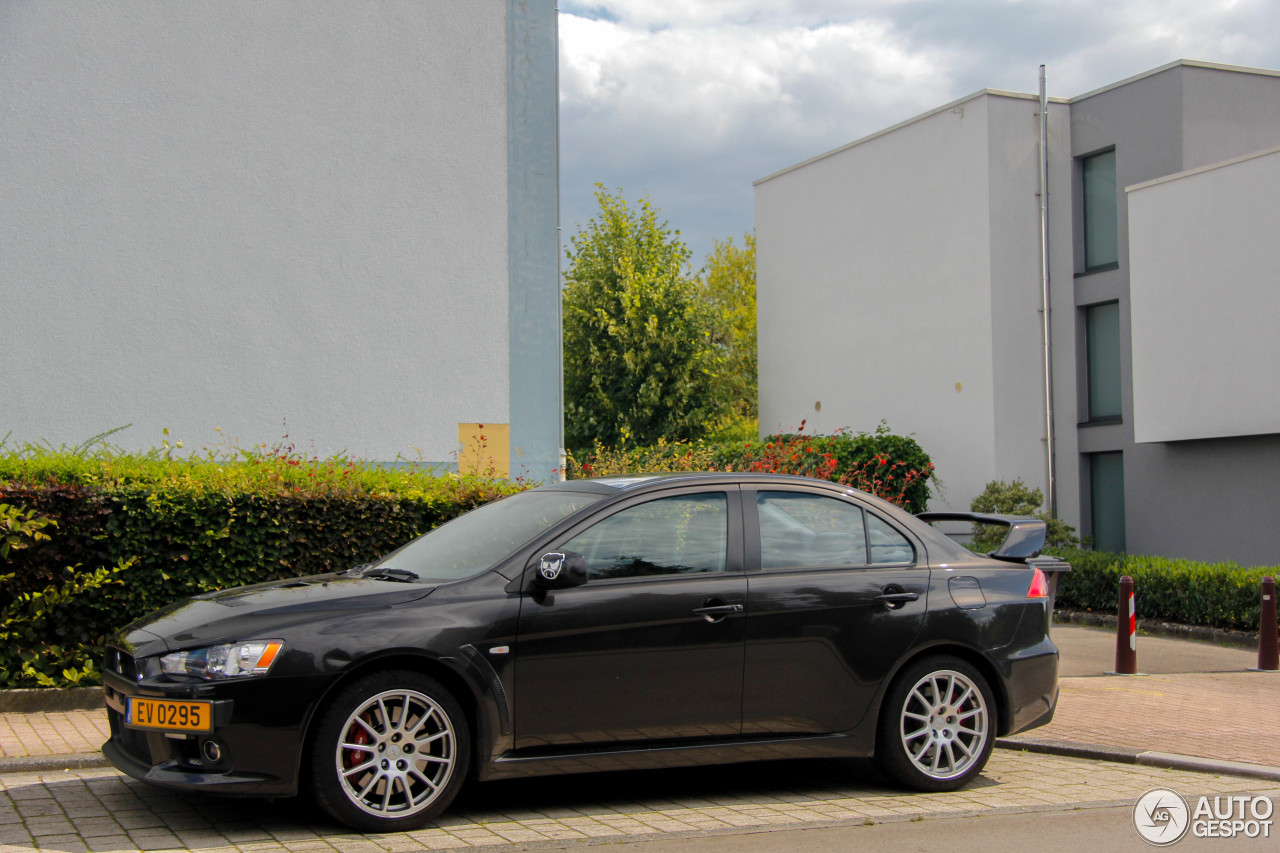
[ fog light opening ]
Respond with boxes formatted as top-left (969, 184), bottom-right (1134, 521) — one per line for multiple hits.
top-left (202, 740), bottom-right (222, 763)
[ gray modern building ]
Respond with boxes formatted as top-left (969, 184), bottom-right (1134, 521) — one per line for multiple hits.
top-left (756, 60), bottom-right (1280, 565)
top-left (2, 1), bottom-right (562, 479)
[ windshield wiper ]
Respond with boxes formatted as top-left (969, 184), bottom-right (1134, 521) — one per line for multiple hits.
top-left (360, 567), bottom-right (420, 583)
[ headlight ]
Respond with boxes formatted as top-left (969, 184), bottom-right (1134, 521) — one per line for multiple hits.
top-left (160, 640), bottom-right (283, 680)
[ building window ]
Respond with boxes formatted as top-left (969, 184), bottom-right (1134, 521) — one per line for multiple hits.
top-left (1085, 301), bottom-right (1122, 421)
top-left (1088, 452), bottom-right (1126, 553)
top-left (1082, 149), bottom-right (1118, 270)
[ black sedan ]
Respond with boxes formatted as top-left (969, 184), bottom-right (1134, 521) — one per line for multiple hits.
top-left (102, 473), bottom-right (1059, 832)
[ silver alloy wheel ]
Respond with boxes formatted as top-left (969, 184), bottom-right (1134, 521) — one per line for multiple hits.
top-left (898, 669), bottom-right (988, 780)
top-left (333, 688), bottom-right (457, 819)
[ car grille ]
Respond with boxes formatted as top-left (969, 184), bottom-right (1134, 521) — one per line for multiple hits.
top-left (102, 647), bottom-right (154, 764)
top-left (104, 647), bottom-right (139, 682)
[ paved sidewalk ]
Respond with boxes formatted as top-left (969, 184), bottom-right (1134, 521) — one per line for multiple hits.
top-left (0, 713), bottom-right (108, 763)
top-left (0, 751), bottom-right (1275, 853)
top-left (1002, 670), bottom-right (1280, 768)
top-left (998, 624), bottom-right (1280, 774)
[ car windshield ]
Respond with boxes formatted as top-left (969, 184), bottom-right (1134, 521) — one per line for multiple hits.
top-left (374, 490), bottom-right (604, 581)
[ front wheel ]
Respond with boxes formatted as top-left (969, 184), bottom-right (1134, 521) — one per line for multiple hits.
top-left (874, 656), bottom-right (995, 792)
top-left (309, 670), bottom-right (469, 832)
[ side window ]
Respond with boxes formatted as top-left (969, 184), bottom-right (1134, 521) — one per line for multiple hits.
top-left (560, 493), bottom-right (727, 580)
top-left (867, 513), bottom-right (914, 564)
top-left (757, 492), bottom-right (867, 569)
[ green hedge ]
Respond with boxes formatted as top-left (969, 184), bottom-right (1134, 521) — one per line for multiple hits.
top-left (0, 444), bottom-right (525, 687)
top-left (1050, 548), bottom-right (1275, 632)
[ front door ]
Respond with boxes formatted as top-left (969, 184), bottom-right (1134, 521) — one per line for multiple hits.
top-left (514, 488), bottom-right (746, 750)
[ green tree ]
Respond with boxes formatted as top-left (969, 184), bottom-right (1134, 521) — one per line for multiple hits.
top-left (700, 231), bottom-right (757, 422)
top-left (562, 187), bottom-right (725, 454)
top-left (969, 479), bottom-right (1079, 553)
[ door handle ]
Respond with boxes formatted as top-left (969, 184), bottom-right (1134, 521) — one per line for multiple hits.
top-left (692, 601), bottom-right (744, 622)
top-left (875, 587), bottom-right (920, 609)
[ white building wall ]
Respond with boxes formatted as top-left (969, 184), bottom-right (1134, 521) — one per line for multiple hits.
top-left (2, 2), bottom-right (511, 461)
top-left (986, 96), bottom-right (1079, 530)
top-left (756, 95), bottom-right (998, 512)
top-left (1128, 146), bottom-right (1280, 444)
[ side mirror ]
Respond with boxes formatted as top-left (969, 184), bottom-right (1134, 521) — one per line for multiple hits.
top-left (533, 550), bottom-right (588, 590)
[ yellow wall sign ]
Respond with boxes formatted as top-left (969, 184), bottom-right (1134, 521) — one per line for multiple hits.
top-left (457, 423), bottom-right (510, 477)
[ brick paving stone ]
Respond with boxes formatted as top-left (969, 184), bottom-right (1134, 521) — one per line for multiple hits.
top-left (1004, 671), bottom-right (1280, 766)
top-left (128, 835), bottom-right (183, 851)
top-left (33, 836), bottom-right (89, 853)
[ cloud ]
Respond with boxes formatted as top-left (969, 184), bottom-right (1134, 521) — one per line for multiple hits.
top-left (564, 18), bottom-right (953, 131)
top-left (559, 8), bottom-right (956, 260)
top-left (558, 0), bottom-right (1280, 263)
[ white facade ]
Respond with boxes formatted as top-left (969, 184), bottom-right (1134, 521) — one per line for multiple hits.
top-left (758, 61), bottom-right (1280, 564)
top-left (757, 92), bottom-right (1077, 527)
top-left (2, 1), bottom-right (561, 476)
top-left (1128, 146), bottom-right (1280, 444)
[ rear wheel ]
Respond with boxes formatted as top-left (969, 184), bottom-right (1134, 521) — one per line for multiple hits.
top-left (874, 656), bottom-right (995, 792)
top-left (309, 670), bottom-right (469, 832)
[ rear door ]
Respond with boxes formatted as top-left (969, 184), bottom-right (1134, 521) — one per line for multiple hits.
top-left (513, 486), bottom-right (747, 749)
top-left (741, 487), bottom-right (928, 735)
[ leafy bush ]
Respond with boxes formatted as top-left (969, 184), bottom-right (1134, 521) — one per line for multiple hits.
top-left (1, 502), bottom-right (56, 559)
top-left (567, 437), bottom-right (723, 479)
top-left (1049, 548), bottom-right (1274, 632)
top-left (569, 422), bottom-right (936, 514)
top-left (0, 439), bottom-right (526, 687)
top-left (968, 479), bottom-right (1079, 553)
top-left (0, 558), bottom-right (135, 688)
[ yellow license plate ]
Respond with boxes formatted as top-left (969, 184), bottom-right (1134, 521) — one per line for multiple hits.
top-left (126, 698), bottom-right (212, 732)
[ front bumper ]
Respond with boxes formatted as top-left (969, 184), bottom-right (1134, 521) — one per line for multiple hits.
top-left (102, 651), bottom-right (325, 797)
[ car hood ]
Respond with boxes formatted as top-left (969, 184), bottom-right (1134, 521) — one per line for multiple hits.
top-left (113, 572), bottom-right (438, 656)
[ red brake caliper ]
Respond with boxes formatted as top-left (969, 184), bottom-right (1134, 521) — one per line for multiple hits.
top-left (344, 715), bottom-right (372, 769)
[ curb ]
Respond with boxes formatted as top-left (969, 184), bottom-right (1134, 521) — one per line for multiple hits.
top-left (997, 738), bottom-right (1280, 783)
top-left (0, 753), bottom-right (112, 774)
top-left (0, 687), bottom-right (103, 713)
top-left (1054, 609), bottom-right (1257, 649)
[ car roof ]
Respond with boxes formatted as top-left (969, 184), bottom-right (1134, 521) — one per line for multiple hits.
top-left (538, 472), bottom-right (906, 517)
top-left (537, 471), bottom-right (851, 494)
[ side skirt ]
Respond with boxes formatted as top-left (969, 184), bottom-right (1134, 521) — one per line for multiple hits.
top-left (477, 730), bottom-right (875, 782)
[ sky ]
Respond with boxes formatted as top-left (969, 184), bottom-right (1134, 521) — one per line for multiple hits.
top-left (557, 0), bottom-right (1280, 266)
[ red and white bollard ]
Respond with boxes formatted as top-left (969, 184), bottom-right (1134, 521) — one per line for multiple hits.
top-left (1256, 576), bottom-right (1279, 673)
top-left (1110, 575), bottom-right (1139, 675)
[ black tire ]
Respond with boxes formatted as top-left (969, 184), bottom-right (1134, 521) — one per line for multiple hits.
top-left (873, 656), bottom-right (996, 792)
top-left (308, 670), bottom-right (470, 833)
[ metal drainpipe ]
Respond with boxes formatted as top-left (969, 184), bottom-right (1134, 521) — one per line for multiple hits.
top-left (1038, 65), bottom-right (1058, 517)
top-left (554, 2), bottom-right (567, 480)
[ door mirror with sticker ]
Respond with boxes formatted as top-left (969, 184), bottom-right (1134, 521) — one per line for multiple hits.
top-left (532, 550), bottom-right (588, 589)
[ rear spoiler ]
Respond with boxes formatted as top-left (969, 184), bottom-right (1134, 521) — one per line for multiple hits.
top-left (915, 512), bottom-right (1046, 563)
